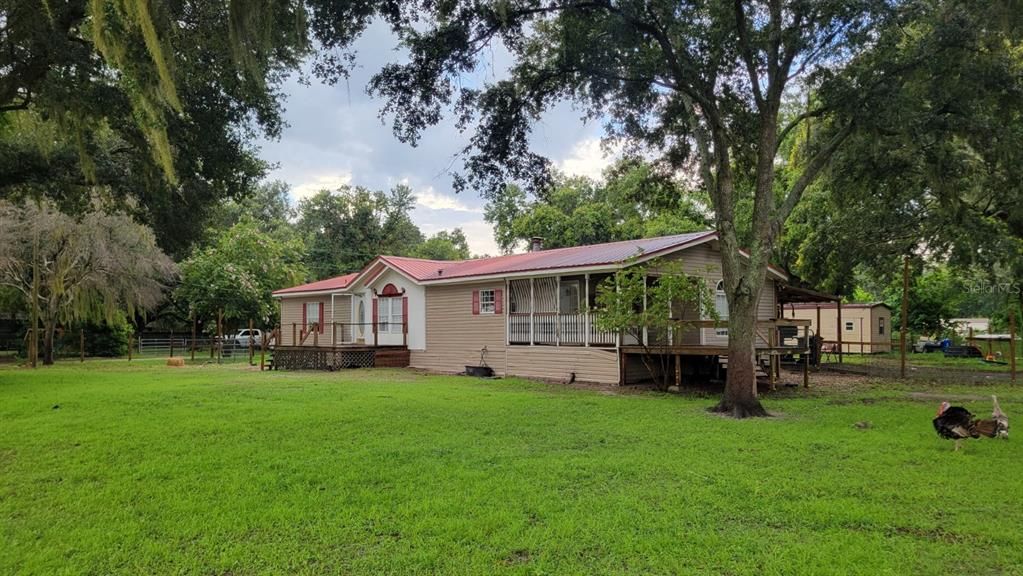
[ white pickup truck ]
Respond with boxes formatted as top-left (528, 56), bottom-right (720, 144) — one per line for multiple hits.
top-left (232, 329), bottom-right (264, 347)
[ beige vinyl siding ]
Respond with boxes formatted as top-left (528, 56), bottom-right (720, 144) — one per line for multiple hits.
top-left (278, 296), bottom-right (330, 346)
top-left (331, 295), bottom-right (353, 343)
top-left (652, 243), bottom-right (778, 346)
top-left (871, 307), bottom-right (893, 352)
top-left (784, 306), bottom-right (891, 353)
top-left (410, 282), bottom-right (508, 374)
top-left (505, 347), bottom-right (618, 384)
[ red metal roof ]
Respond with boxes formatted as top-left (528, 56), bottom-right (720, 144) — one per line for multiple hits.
top-left (275, 230), bottom-right (791, 294)
top-left (379, 231), bottom-right (717, 281)
top-left (272, 272), bottom-right (358, 296)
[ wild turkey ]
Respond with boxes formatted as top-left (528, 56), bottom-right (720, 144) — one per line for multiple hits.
top-left (932, 396), bottom-right (1009, 451)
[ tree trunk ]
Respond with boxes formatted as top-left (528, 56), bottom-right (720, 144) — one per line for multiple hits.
top-left (42, 321), bottom-right (56, 366)
top-left (711, 291), bottom-right (770, 418)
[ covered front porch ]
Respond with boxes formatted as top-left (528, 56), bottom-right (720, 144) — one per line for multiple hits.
top-left (505, 274), bottom-right (622, 347)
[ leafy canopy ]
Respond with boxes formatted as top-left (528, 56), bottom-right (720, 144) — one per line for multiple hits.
top-left (175, 219), bottom-right (308, 326)
top-left (0, 199), bottom-right (176, 362)
top-left (485, 160), bottom-right (709, 252)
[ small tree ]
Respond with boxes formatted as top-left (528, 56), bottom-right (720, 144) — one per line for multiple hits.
top-left (592, 260), bottom-right (714, 391)
top-left (175, 219), bottom-right (307, 329)
top-left (0, 200), bottom-right (177, 365)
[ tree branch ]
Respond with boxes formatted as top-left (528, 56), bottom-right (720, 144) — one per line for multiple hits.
top-left (775, 121), bottom-right (855, 231)
top-left (733, 0), bottom-right (765, 110)
top-left (777, 106), bottom-right (828, 146)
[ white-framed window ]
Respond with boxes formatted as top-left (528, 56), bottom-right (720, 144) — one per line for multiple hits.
top-left (305, 302), bottom-right (319, 329)
top-left (377, 298), bottom-right (404, 333)
top-left (845, 321), bottom-right (854, 331)
top-left (714, 280), bottom-right (729, 336)
top-left (480, 289), bottom-right (496, 314)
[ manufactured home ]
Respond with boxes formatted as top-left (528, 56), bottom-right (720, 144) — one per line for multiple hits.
top-left (271, 231), bottom-right (813, 384)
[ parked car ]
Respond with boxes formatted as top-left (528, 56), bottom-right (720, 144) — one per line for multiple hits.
top-left (232, 329), bottom-right (264, 347)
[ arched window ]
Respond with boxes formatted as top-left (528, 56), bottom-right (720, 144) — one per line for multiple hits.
top-left (715, 280), bottom-right (729, 336)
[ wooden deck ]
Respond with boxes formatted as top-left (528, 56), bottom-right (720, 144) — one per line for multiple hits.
top-left (620, 345), bottom-right (809, 356)
top-left (270, 345), bottom-right (410, 371)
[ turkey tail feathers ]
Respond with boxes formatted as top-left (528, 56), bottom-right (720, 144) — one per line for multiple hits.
top-left (991, 395), bottom-right (1009, 439)
top-left (992, 395), bottom-right (1006, 419)
top-left (973, 419), bottom-right (1000, 438)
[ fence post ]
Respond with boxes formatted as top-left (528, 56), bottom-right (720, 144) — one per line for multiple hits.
top-left (248, 319), bottom-right (255, 365)
top-left (170, 329), bottom-right (175, 358)
top-left (80, 328), bottom-right (85, 362)
top-left (128, 333), bottom-right (133, 361)
top-left (836, 301), bottom-right (843, 363)
top-left (191, 314), bottom-right (196, 361)
top-left (802, 324), bottom-right (809, 388)
top-left (900, 255), bottom-right (909, 378)
top-left (217, 309), bottom-right (223, 363)
top-left (260, 329), bottom-right (267, 371)
top-left (1010, 307), bottom-right (1017, 384)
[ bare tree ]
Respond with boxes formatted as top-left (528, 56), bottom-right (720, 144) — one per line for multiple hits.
top-left (0, 201), bottom-right (177, 364)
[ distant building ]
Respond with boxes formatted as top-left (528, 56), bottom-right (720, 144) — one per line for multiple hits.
top-left (782, 302), bottom-right (893, 354)
top-left (950, 317), bottom-right (990, 335)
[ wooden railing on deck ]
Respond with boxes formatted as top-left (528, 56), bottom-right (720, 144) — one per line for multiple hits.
top-left (508, 316), bottom-right (812, 348)
top-left (282, 321), bottom-right (408, 347)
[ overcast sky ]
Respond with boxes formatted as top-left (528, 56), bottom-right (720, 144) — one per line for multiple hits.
top-left (255, 22), bottom-right (616, 256)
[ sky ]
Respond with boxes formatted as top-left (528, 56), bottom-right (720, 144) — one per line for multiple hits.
top-left (255, 22), bottom-right (617, 256)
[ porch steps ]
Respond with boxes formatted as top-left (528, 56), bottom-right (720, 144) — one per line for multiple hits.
top-left (717, 355), bottom-right (769, 378)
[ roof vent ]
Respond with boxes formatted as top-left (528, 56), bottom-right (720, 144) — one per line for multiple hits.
top-left (529, 236), bottom-right (545, 252)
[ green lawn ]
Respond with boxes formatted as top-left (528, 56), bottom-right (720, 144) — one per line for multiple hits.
top-left (2, 361), bottom-right (1022, 575)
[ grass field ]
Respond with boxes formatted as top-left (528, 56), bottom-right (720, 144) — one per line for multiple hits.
top-left (2, 361), bottom-right (1022, 575)
top-left (839, 350), bottom-right (1016, 373)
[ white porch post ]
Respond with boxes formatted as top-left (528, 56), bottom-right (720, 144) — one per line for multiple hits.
top-left (529, 278), bottom-right (534, 346)
top-left (668, 297), bottom-right (674, 346)
top-left (330, 294), bottom-right (335, 346)
top-left (642, 275), bottom-right (648, 346)
top-left (555, 276), bottom-right (561, 346)
top-left (584, 273), bottom-right (590, 347)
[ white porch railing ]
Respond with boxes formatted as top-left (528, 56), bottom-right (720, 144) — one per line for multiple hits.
top-left (508, 313), bottom-right (617, 347)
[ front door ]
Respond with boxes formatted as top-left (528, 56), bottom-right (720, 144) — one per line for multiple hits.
top-left (375, 296), bottom-right (407, 346)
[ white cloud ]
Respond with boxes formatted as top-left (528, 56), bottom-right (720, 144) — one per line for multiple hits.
top-left (418, 218), bottom-right (500, 257)
top-left (415, 186), bottom-right (481, 213)
top-left (558, 138), bottom-right (621, 181)
top-left (290, 173), bottom-right (353, 201)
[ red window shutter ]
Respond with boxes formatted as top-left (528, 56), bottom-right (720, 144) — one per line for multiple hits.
top-left (301, 302), bottom-right (307, 327)
top-left (372, 299), bottom-right (378, 333)
top-left (494, 289), bottom-right (503, 315)
top-left (472, 290), bottom-right (480, 315)
top-left (318, 302), bottom-right (325, 333)
top-left (402, 297), bottom-right (409, 332)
